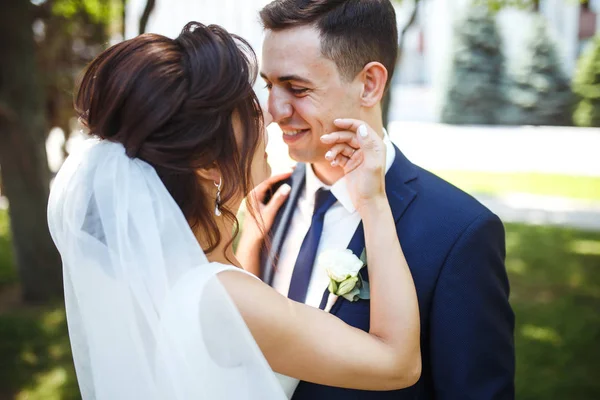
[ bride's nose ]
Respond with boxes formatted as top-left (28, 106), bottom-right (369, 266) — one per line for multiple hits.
top-left (262, 107), bottom-right (273, 126)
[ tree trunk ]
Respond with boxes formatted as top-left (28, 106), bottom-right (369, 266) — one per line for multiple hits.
top-left (139, 0), bottom-right (156, 35)
top-left (122, 0), bottom-right (127, 38)
top-left (0, 0), bottom-right (63, 303)
top-left (383, 0), bottom-right (421, 128)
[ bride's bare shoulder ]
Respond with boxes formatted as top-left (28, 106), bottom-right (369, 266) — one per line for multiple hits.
top-left (217, 266), bottom-right (268, 294)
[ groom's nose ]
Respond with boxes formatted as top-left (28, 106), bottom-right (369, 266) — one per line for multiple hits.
top-left (267, 88), bottom-right (293, 123)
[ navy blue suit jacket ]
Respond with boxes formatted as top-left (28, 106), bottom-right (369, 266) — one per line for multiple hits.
top-left (260, 145), bottom-right (515, 399)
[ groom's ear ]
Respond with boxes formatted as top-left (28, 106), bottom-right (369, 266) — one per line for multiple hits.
top-left (358, 62), bottom-right (388, 108)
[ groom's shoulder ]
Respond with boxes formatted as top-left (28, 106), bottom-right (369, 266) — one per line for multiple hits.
top-left (412, 165), bottom-right (497, 225)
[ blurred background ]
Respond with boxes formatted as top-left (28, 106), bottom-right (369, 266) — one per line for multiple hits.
top-left (0, 0), bottom-right (599, 399)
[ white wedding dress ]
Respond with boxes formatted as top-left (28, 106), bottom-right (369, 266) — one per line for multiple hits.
top-left (48, 139), bottom-right (299, 399)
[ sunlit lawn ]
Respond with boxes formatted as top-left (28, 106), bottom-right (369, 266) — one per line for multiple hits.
top-left (507, 224), bottom-right (600, 399)
top-left (0, 305), bottom-right (79, 400)
top-left (435, 171), bottom-right (600, 202)
top-left (0, 208), bottom-right (599, 399)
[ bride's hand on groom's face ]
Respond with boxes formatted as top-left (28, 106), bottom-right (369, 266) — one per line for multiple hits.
top-left (321, 119), bottom-right (387, 213)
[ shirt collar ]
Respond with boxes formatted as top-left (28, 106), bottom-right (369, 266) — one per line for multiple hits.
top-left (304, 128), bottom-right (396, 213)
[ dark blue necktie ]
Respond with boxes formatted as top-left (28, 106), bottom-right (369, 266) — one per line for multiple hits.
top-left (287, 188), bottom-right (337, 303)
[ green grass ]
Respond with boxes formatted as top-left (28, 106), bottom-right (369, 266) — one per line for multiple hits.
top-left (0, 212), bottom-right (599, 398)
top-left (435, 171), bottom-right (600, 202)
top-left (0, 210), bottom-right (79, 400)
top-left (0, 305), bottom-right (80, 400)
top-left (506, 223), bottom-right (600, 399)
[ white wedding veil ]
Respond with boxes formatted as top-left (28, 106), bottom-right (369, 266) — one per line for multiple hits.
top-left (47, 139), bottom-right (286, 399)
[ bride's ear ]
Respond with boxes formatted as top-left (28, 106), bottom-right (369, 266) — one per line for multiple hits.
top-left (196, 165), bottom-right (221, 185)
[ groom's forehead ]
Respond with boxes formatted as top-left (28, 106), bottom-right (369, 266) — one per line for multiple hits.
top-left (261, 28), bottom-right (337, 82)
top-left (262, 27), bottom-right (322, 66)
top-left (262, 25), bottom-right (321, 53)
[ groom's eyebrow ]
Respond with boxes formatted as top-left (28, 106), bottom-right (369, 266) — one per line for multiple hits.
top-left (260, 72), bottom-right (313, 85)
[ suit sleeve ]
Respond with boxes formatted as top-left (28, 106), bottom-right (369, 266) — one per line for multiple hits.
top-left (429, 211), bottom-right (515, 399)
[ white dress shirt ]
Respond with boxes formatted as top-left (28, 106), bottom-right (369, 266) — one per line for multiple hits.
top-left (272, 131), bottom-right (396, 307)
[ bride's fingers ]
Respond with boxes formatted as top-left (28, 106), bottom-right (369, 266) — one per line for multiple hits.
top-left (355, 124), bottom-right (386, 172)
top-left (251, 171), bottom-right (293, 201)
top-left (320, 131), bottom-right (360, 148)
top-left (264, 171), bottom-right (294, 186)
top-left (262, 183), bottom-right (292, 223)
top-left (333, 118), bottom-right (375, 134)
top-left (330, 154), bottom-right (350, 169)
top-left (325, 143), bottom-right (357, 162)
top-left (333, 119), bottom-right (385, 165)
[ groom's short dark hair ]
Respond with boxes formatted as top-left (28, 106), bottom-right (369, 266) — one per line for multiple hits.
top-left (260, 0), bottom-right (398, 90)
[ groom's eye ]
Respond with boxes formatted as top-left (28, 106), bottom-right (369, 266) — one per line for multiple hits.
top-left (289, 86), bottom-right (309, 95)
top-left (263, 82), bottom-right (273, 91)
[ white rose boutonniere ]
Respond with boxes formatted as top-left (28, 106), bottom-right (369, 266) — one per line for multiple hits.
top-left (317, 249), bottom-right (370, 312)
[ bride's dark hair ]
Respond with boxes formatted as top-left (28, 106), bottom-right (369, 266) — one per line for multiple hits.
top-left (75, 22), bottom-right (264, 254)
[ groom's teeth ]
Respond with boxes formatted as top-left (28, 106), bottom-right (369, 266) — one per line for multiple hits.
top-left (284, 129), bottom-right (305, 136)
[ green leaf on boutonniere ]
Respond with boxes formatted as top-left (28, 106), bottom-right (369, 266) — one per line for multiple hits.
top-left (337, 276), bottom-right (359, 296)
top-left (341, 287), bottom-right (361, 302)
top-left (328, 279), bottom-right (338, 294)
top-left (357, 280), bottom-right (370, 300)
top-left (359, 248), bottom-right (367, 265)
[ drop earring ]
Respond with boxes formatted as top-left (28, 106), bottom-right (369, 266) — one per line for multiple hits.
top-left (214, 178), bottom-right (222, 216)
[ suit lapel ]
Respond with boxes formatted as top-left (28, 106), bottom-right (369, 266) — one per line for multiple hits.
top-left (385, 145), bottom-right (419, 224)
top-left (327, 145), bottom-right (419, 315)
top-left (262, 164), bottom-right (306, 285)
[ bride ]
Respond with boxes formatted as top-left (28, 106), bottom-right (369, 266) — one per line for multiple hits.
top-left (47, 22), bottom-right (420, 399)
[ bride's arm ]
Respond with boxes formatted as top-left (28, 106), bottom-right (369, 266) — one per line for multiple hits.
top-left (220, 121), bottom-right (421, 391)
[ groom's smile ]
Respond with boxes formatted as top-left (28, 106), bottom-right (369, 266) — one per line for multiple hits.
top-left (281, 128), bottom-right (310, 144)
top-left (261, 25), bottom-right (363, 172)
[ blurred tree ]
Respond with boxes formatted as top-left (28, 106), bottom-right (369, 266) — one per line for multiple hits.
top-left (573, 34), bottom-right (600, 127)
top-left (503, 17), bottom-right (574, 126)
top-left (38, 0), bottom-right (123, 151)
top-left (0, 0), bottom-right (62, 302)
top-left (477, 0), bottom-right (540, 13)
top-left (0, 0), bottom-right (124, 303)
top-left (384, 0), bottom-right (540, 128)
top-left (382, 0), bottom-right (420, 127)
top-left (139, 0), bottom-right (156, 34)
top-left (440, 5), bottom-right (507, 125)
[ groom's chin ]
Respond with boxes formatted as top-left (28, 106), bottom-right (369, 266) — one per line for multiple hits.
top-left (286, 147), bottom-right (320, 165)
top-left (287, 152), bottom-right (311, 165)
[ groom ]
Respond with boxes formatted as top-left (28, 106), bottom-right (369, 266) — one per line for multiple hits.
top-left (258, 0), bottom-right (515, 399)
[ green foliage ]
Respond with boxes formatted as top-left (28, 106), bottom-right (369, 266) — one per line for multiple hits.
top-left (573, 35), bottom-right (600, 127)
top-left (396, 0), bottom-right (542, 12)
top-left (441, 5), bottom-right (507, 125)
top-left (474, 0), bottom-right (539, 13)
top-left (502, 17), bottom-right (574, 126)
top-left (35, 0), bottom-right (123, 137)
top-left (0, 209), bottom-right (17, 287)
top-left (52, 0), bottom-right (122, 25)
